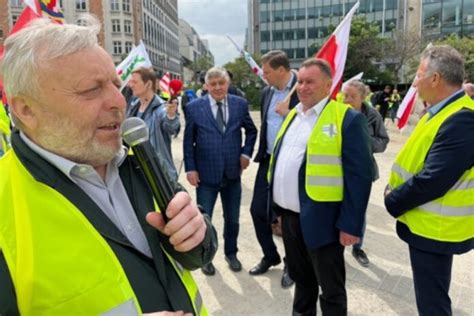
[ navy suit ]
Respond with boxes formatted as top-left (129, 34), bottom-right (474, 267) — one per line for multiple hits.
top-left (270, 106), bottom-right (373, 315)
top-left (250, 76), bottom-right (299, 263)
top-left (385, 91), bottom-right (474, 316)
top-left (184, 94), bottom-right (257, 257)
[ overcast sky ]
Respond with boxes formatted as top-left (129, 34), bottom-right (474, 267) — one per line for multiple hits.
top-left (178, 0), bottom-right (248, 66)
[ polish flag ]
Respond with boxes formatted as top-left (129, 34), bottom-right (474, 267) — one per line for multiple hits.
top-left (9, 0), bottom-right (41, 35)
top-left (315, 1), bottom-right (359, 99)
top-left (396, 85), bottom-right (418, 129)
top-left (160, 72), bottom-right (171, 93)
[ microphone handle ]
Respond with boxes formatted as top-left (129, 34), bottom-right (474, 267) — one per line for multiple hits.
top-left (132, 142), bottom-right (175, 222)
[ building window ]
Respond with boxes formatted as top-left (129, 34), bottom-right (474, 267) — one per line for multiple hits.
top-left (12, 15), bottom-right (19, 24)
top-left (112, 19), bottom-right (121, 33)
top-left (113, 41), bottom-right (122, 55)
top-left (0, 28), bottom-right (3, 40)
top-left (110, 0), bottom-right (119, 11)
top-left (124, 20), bottom-right (132, 34)
top-left (295, 48), bottom-right (305, 58)
top-left (75, 0), bottom-right (86, 10)
top-left (9, 0), bottom-right (22, 6)
top-left (125, 42), bottom-right (133, 53)
top-left (260, 30), bottom-right (270, 41)
top-left (123, 0), bottom-right (131, 12)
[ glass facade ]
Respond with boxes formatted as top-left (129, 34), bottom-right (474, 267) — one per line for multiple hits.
top-left (258, 0), bottom-right (399, 65)
top-left (422, 0), bottom-right (474, 38)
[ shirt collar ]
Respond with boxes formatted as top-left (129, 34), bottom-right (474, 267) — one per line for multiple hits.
top-left (295, 96), bottom-right (329, 117)
top-left (208, 94), bottom-right (227, 106)
top-left (427, 88), bottom-right (465, 118)
top-left (20, 131), bottom-right (127, 182)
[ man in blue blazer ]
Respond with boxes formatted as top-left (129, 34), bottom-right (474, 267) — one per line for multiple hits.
top-left (183, 67), bottom-right (257, 276)
top-left (268, 59), bottom-right (373, 315)
top-left (248, 50), bottom-right (298, 288)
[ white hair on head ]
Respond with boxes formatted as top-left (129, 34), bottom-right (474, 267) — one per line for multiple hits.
top-left (205, 67), bottom-right (230, 83)
top-left (0, 14), bottom-right (100, 100)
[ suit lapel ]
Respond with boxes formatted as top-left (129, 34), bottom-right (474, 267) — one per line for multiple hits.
top-left (202, 96), bottom-right (223, 134)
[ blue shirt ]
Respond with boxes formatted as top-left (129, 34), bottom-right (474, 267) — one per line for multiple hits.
top-left (266, 73), bottom-right (295, 154)
top-left (427, 88), bottom-right (464, 119)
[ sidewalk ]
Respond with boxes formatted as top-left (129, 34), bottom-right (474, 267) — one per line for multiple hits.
top-left (172, 112), bottom-right (473, 315)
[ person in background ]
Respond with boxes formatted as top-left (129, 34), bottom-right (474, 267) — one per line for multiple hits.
top-left (389, 88), bottom-right (401, 123)
top-left (127, 68), bottom-right (180, 179)
top-left (0, 17), bottom-right (216, 315)
top-left (463, 82), bottom-right (474, 99)
top-left (0, 94), bottom-right (11, 157)
top-left (372, 85), bottom-right (392, 122)
top-left (385, 45), bottom-right (474, 316)
top-left (248, 50), bottom-right (298, 288)
top-left (268, 58), bottom-right (372, 315)
top-left (226, 70), bottom-right (246, 98)
top-left (343, 79), bottom-right (390, 267)
top-left (183, 67), bottom-right (257, 276)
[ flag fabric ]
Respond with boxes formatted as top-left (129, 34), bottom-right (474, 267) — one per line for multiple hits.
top-left (10, 0), bottom-right (64, 35)
top-left (226, 35), bottom-right (265, 82)
top-left (396, 85), bottom-right (418, 129)
top-left (116, 41), bottom-right (152, 90)
top-left (314, 1), bottom-right (359, 99)
top-left (159, 72), bottom-right (171, 93)
top-left (341, 72), bottom-right (363, 91)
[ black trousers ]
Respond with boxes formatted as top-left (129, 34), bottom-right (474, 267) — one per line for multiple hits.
top-left (409, 245), bottom-right (453, 316)
top-left (280, 209), bottom-right (346, 316)
top-left (249, 157), bottom-right (280, 262)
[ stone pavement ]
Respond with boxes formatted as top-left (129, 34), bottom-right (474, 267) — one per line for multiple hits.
top-left (171, 112), bottom-right (473, 316)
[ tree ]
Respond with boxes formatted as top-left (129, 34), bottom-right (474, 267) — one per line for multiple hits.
top-left (434, 34), bottom-right (474, 81)
top-left (188, 55), bottom-right (214, 87)
top-left (384, 29), bottom-right (423, 86)
top-left (224, 55), bottom-right (265, 110)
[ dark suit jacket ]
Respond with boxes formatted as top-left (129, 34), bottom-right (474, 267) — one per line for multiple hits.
top-left (183, 94), bottom-right (257, 186)
top-left (254, 73), bottom-right (299, 163)
top-left (0, 131), bottom-right (218, 315)
top-left (271, 105), bottom-right (373, 250)
top-left (385, 91), bottom-right (474, 255)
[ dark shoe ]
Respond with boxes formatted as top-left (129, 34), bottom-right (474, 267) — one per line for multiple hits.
top-left (201, 262), bottom-right (215, 276)
top-left (352, 248), bottom-right (370, 267)
top-left (249, 257), bottom-right (281, 275)
top-left (225, 256), bottom-right (242, 272)
top-left (281, 264), bottom-right (294, 289)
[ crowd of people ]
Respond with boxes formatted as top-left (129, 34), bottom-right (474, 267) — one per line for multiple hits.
top-left (0, 17), bottom-right (473, 316)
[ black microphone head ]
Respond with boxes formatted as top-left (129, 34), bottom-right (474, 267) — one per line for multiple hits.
top-left (121, 117), bottom-right (149, 147)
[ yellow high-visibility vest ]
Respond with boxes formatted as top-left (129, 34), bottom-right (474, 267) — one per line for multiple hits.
top-left (0, 149), bottom-right (207, 315)
top-left (389, 95), bottom-right (474, 242)
top-left (269, 100), bottom-right (350, 201)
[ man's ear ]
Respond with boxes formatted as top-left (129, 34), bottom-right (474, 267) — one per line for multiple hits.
top-left (9, 96), bottom-right (38, 130)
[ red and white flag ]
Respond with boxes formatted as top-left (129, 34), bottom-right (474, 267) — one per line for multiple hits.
top-left (315, 1), bottom-right (359, 99)
top-left (160, 72), bottom-right (171, 93)
top-left (396, 85), bottom-right (418, 129)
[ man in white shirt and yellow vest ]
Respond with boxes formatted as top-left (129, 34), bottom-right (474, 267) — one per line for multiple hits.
top-left (385, 45), bottom-right (474, 316)
top-left (268, 58), bottom-right (373, 315)
top-left (0, 17), bottom-right (216, 315)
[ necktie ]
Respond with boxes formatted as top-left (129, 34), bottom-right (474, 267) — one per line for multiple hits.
top-left (216, 101), bottom-right (225, 132)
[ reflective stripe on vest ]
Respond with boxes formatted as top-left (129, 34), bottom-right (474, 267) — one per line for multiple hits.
top-left (0, 150), bottom-right (206, 315)
top-left (268, 100), bottom-right (349, 201)
top-left (388, 95), bottom-right (474, 242)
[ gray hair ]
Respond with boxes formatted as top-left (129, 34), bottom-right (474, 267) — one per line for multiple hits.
top-left (0, 15), bottom-right (100, 100)
top-left (205, 67), bottom-right (229, 83)
top-left (421, 45), bottom-right (464, 87)
top-left (345, 79), bottom-right (368, 99)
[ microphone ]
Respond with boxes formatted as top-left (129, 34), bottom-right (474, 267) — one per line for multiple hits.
top-left (121, 117), bottom-right (176, 222)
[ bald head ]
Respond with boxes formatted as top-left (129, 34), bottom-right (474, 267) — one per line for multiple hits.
top-left (464, 83), bottom-right (474, 97)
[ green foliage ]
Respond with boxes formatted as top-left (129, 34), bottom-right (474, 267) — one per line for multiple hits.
top-left (434, 34), bottom-right (474, 81)
top-left (223, 55), bottom-right (265, 110)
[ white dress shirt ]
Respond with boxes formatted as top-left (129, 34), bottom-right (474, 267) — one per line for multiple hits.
top-left (273, 97), bottom-right (329, 213)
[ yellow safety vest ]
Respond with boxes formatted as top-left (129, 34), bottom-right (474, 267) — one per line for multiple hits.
top-left (0, 102), bottom-right (11, 152)
top-left (388, 95), bottom-right (474, 242)
top-left (269, 100), bottom-right (350, 201)
top-left (0, 149), bottom-right (207, 315)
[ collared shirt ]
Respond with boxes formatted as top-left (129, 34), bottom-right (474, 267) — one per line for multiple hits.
top-left (208, 94), bottom-right (229, 127)
top-left (266, 72), bottom-right (295, 154)
top-left (427, 88), bottom-right (465, 119)
top-left (20, 132), bottom-right (152, 257)
top-left (273, 97), bottom-right (329, 213)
